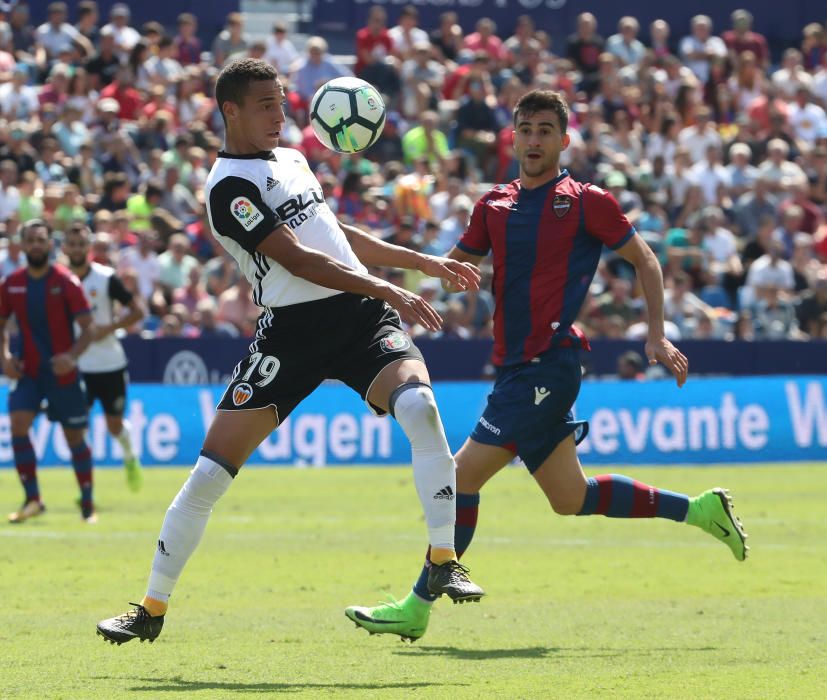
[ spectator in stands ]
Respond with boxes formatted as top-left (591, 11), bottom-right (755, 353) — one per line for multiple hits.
top-left (463, 18), bottom-right (507, 64)
top-left (689, 144), bottom-right (730, 205)
top-left (400, 41), bottom-right (445, 118)
top-left (101, 3), bottom-right (140, 61)
top-left (144, 36), bottom-right (185, 89)
top-left (212, 12), bottom-right (248, 67)
top-left (74, 1), bottom-right (99, 47)
top-left (758, 139), bottom-right (807, 192)
top-left (0, 64), bottom-right (38, 119)
top-left (723, 9), bottom-right (769, 70)
top-left (194, 297), bottom-right (238, 338)
top-left (771, 48), bottom-right (813, 99)
top-left (753, 284), bottom-right (803, 339)
top-left (617, 350), bottom-right (645, 380)
top-left (355, 6), bottom-right (393, 77)
top-left (174, 13), bottom-right (201, 67)
top-left (389, 5), bottom-right (429, 61)
top-left (744, 233), bottom-right (796, 305)
top-left (401, 110), bottom-right (448, 166)
top-left (429, 11), bottom-right (463, 65)
top-left (679, 15), bottom-right (726, 85)
top-left (265, 21), bottom-right (298, 76)
top-left (678, 106), bottom-right (721, 163)
top-left (293, 37), bottom-right (350, 104)
top-left (158, 232), bottom-right (198, 291)
top-left (797, 267), bottom-right (827, 336)
top-left (649, 19), bottom-right (671, 59)
top-left (9, 3), bottom-right (35, 61)
top-left (35, 2), bottom-right (94, 69)
top-left (119, 228), bottom-right (160, 300)
top-left (567, 12), bottom-right (604, 94)
top-left (455, 78), bottom-right (498, 177)
top-left (607, 16), bottom-right (645, 67)
top-left (788, 86), bottom-right (827, 147)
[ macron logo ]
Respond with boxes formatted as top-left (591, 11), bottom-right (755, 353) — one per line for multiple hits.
top-left (535, 387), bottom-right (550, 406)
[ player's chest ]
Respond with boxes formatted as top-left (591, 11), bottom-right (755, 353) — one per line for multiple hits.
top-left (265, 171), bottom-right (326, 228)
top-left (487, 194), bottom-right (580, 252)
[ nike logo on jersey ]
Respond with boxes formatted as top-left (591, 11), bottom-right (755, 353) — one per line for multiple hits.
top-left (266, 176), bottom-right (279, 191)
top-left (534, 387), bottom-right (550, 405)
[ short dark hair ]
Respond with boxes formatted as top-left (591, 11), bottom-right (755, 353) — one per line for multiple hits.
top-left (214, 58), bottom-right (279, 123)
top-left (513, 90), bottom-right (569, 133)
top-left (66, 222), bottom-right (91, 239)
top-left (22, 219), bottom-right (52, 239)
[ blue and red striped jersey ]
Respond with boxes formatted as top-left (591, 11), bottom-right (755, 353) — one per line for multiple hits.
top-left (0, 264), bottom-right (91, 384)
top-left (457, 170), bottom-right (635, 367)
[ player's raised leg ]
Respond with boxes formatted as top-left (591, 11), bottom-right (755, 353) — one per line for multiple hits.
top-left (7, 408), bottom-right (45, 523)
top-left (533, 435), bottom-right (749, 561)
top-left (346, 438), bottom-right (507, 639)
top-left (96, 406), bottom-right (278, 645)
top-left (367, 359), bottom-right (484, 603)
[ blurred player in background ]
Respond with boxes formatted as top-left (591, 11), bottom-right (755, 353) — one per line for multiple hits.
top-left (63, 223), bottom-right (146, 491)
top-left (96, 59), bottom-right (485, 646)
top-left (346, 89), bottom-right (749, 642)
top-left (1, 220), bottom-right (97, 523)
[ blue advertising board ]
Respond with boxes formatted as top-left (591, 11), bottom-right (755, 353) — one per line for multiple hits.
top-left (1, 376), bottom-right (825, 467)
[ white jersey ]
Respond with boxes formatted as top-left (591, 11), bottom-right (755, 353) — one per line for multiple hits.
top-left (77, 262), bottom-right (131, 373)
top-left (204, 147), bottom-right (366, 308)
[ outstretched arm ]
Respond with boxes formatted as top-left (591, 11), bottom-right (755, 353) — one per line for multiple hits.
top-left (616, 234), bottom-right (689, 387)
top-left (339, 219), bottom-right (481, 292)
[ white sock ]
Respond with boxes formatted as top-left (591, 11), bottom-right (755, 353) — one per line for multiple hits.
top-left (116, 419), bottom-right (135, 460)
top-left (145, 454), bottom-right (235, 602)
top-left (392, 384), bottom-right (456, 551)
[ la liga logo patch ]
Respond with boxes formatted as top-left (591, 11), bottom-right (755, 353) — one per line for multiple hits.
top-left (231, 196), bottom-right (263, 231)
top-left (379, 331), bottom-right (410, 353)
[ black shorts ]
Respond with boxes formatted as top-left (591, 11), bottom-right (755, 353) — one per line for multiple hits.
top-left (83, 368), bottom-right (128, 416)
top-left (217, 293), bottom-right (424, 419)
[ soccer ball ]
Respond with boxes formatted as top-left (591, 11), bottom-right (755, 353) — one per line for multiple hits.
top-left (309, 77), bottom-right (386, 154)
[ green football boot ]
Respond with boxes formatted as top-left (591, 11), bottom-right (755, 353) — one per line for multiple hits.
top-left (686, 488), bottom-right (749, 561)
top-left (345, 593), bottom-right (432, 643)
top-left (124, 456), bottom-right (143, 493)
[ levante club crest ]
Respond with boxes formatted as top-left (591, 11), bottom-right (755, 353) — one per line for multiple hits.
top-left (552, 194), bottom-right (571, 218)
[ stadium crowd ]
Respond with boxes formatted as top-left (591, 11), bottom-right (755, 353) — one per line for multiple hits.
top-left (1, 2), bottom-right (826, 349)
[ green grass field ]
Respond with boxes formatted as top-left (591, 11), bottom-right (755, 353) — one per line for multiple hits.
top-left (1, 464), bottom-right (826, 700)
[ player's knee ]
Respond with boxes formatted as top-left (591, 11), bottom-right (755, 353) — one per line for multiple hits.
top-left (545, 490), bottom-right (585, 516)
top-left (391, 384), bottom-right (442, 443)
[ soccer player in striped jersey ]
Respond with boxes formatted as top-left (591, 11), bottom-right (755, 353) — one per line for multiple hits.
top-left (96, 58), bottom-right (484, 646)
top-left (345, 89), bottom-right (749, 642)
top-left (1, 220), bottom-right (97, 523)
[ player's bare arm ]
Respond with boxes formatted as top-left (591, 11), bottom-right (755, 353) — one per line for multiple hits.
top-left (93, 297), bottom-right (146, 342)
top-left (338, 220), bottom-right (481, 292)
top-left (52, 313), bottom-right (96, 376)
top-left (0, 317), bottom-right (23, 379)
top-left (256, 224), bottom-right (444, 331)
top-left (616, 234), bottom-right (689, 387)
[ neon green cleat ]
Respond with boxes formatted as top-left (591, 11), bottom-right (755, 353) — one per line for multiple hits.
top-left (124, 457), bottom-right (143, 493)
top-left (345, 592), bottom-right (432, 642)
top-left (687, 488), bottom-right (749, 561)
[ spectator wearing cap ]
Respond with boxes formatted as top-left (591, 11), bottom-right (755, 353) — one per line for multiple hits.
top-left (174, 13), bottom-right (201, 67)
top-left (606, 16), bottom-right (645, 67)
top-left (723, 9), bottom-right (769, 69)
top-left (463, 18), bottom-right (507, 64)
top-left (389, 5), bottom-right (429, 62)
top-left (212, 12), bottom-right (248, 66)
top-left (679, 15), bottom-right (726, 85)
top-left (85, 27), bottom-right (120, 90)
top-left (0, 64), bottom-right (38, 118)
top-left (265, 21), bottom-right (299, 75)
top-left (35, 2), bottom-right (94, 68)
top-left (293, 37), bottom-right (350, 104)
top-left (101, 3), bottom-right (140, 60)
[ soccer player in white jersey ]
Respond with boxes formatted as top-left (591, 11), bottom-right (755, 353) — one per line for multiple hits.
top-left (63, 223), bottom-right (146, 491)
top-left (96, 58), bottom-right (485, 645)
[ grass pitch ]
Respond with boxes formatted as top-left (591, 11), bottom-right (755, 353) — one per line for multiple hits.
top-left (1, 464), bottom-right (826, 699)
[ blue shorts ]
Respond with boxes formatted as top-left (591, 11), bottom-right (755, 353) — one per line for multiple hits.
top-left (8, 374), bottom-right (89, 429)
top-left (469, 347), bottom-right (589, 473)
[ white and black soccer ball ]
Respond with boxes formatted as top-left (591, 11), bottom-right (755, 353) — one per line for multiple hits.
top-left (309, 77), bottom-right (386, 154)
